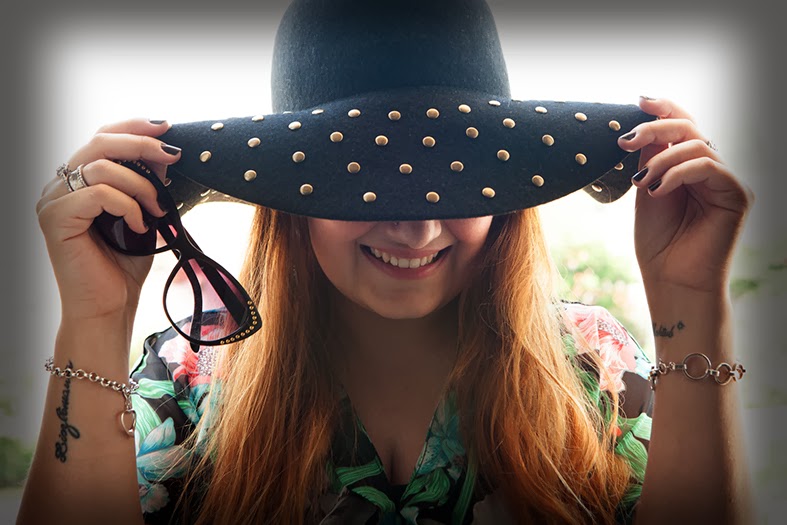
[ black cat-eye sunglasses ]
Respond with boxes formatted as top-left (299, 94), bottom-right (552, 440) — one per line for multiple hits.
top-left (93, 159), bottom-right (259, 353)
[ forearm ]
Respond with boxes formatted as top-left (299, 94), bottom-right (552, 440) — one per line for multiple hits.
top-left (17, 314), bottom-right (144, 525)
top-left (634, 286), bottom-right (753, 524)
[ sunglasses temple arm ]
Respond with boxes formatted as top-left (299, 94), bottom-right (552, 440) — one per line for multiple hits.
top-left (159, 222), bottom-right (207, 344)
top-left (179, 227), bottom-right (248, 320)
top-left (180, 257), bottom-right (205, 343)
top-left (198, 263), bottom-right (249, 324)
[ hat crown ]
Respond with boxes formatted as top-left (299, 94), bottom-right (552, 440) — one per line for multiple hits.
top-left (271, 0), bottom-right (511, 112)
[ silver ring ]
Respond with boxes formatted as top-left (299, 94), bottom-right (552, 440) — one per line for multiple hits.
top-left (56, 163), bottom-right (71, 189)
top-left (706, 139), bottom-right (718, 151)
top-left (66, 164), bottom-right (89, 192)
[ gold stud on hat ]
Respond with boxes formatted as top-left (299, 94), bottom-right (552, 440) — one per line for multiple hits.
top-left (535, 106), bottom-right (547, 114)
top-left (375, 135), bottom-right (389, 146)
top-left (288, 121), bottom-right (302, 131)
top-left (330, 131), bottom-right (344, 143)
top-left (542, 134), bottom-right (555, 146)
top-left (399, 164), bottom-right (413, 174)
top-left (312, 109), bottom-right (324, 115)
top-left (423, 136), bottom-right (436, 148)
top-left (503, 118), bottom-right (516, 129)
top-left (531, 175), bottom-right (545, 187)
top-left (292, 151), bottom-right (306, 163)
top-left (248, 137), bottom-right (261, 148)
top-left (575, 153), bottom-right (588, 165)
top-left (199, 151), bottom-right (212, 163)
top-left (591, 183), bottom-right (603, 192)
top-left (244, 170), bottom-right (257, 182)
top-left (348, 162), bottom-right (361, 174)
top-left (388, 111), bottom-right (402, 121)
top-left (488, 100), bottom-right (501, 107)
top-left (458, 104), bottom-right (471, 113)
top-left (300, 184), bottom-right (313, 195)
top-left (466, 127), bottom-right (479, 139)
top-left (251, 115), bottom-right (265, 122)
top-left (451, 161), bottom-right (464, 172)
top-left (348, 109), bottom-right (361, 118)
top-left (609, 120), bottom-right (621, 131)
top-left (363, 192), bottom-right (377, 203)
top-left (482, 187), bottom-right (496, 198)
top-left (497, 150), bottom-right (510, 161)
top-left (615, 162), bottom-right (624, 171)
top-left (426, 108), bottom-right (440, 119)
top-left (211, 122), bottom-right (224, 131)
top-left (426, 191), bottom-right (440, 203)
top-left (574, 112), bottom-right (588, 122)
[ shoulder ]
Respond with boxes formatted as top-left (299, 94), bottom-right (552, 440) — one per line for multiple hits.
top-left (558, 300), bottom-right (652, 395)
top-left (130, 313), bottom-right (226, 446)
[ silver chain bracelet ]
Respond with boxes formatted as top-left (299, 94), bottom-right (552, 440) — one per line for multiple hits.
top-left (44, 357), bottom-right (139, 437)
top-left (648, 352), bottom-right (746, 391)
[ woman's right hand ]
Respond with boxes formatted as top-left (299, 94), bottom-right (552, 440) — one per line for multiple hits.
top-left (37, 119), bottom-right (182, 322)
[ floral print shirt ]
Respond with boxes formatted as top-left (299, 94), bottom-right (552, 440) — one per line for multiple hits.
top-left (131, 301), bottom-right (654, 524)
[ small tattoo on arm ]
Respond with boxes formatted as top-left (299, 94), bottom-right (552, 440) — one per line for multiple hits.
top-left (54, 360), bottom-right (81, 463)
top-left (652, 320), bottom-right (686, 338)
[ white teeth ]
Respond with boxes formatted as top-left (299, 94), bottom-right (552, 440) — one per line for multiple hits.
top-left (367, 246), bottom-right (441, 269)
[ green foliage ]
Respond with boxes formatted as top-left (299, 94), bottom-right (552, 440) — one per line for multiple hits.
top-left (0, 436), bottom-right (32, 488)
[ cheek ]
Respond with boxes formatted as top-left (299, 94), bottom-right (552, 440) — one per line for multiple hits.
top-left (307, 219), bottom-right (374, 274)
top-left (445, 216), bottom-right (494, 252)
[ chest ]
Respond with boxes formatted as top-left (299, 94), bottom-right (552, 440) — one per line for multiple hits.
top-left (359, 410), bottom-right (436, 485)
top-left (346, 386), bottom-right (450, 485)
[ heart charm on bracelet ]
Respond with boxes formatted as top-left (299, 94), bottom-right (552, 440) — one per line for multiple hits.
top-left (120, 409), bottom-right (137, 436)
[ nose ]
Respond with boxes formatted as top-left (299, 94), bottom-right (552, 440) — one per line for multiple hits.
top-left (387, 220), bottom-right (442, 249)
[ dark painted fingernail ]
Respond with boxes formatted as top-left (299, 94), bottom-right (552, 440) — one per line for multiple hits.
top-left (619, 131), bottom-right (637, 141)
top-left (161, 143), bottom-right (182, 156)
top-left (648, 179), bottom-right (662, 192)
top-left (632, 167), bottom-right (649, 182)
top-left (150, 119), bottom-right (167, 125)
top-left (156, 197), bottom-right (171, 214)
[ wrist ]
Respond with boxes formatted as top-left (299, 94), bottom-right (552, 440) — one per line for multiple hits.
top-left (644, 286), bottom-right (735, 362)
top-left (55, 312), bottom-right (135, 365)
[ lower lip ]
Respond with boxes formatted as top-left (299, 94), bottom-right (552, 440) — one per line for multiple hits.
top-left (361, 246), bottom-right (450, 280)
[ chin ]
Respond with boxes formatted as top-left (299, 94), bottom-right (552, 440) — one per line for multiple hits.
top-left (362, 295), bottom-right (454, 321)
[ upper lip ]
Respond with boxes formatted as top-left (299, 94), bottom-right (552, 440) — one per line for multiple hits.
top-left (363, 245), bottom-right (449, 259)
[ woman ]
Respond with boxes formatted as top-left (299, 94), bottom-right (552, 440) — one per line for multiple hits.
top-left (20, 0), bottom-right (754, 523)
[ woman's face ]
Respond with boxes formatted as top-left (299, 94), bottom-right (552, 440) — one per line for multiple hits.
top-left (307, 217), bottom-right (494, 319)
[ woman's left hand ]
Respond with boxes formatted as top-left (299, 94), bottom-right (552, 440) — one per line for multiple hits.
top-left (618, 97), bottom-right (755, 295)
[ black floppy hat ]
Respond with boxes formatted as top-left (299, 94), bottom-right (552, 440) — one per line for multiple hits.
top-left (159, 0), bottom-right (656, 221)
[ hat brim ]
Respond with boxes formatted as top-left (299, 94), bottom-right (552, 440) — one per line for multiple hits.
top-left (160, 87), bottom-right (655, 220)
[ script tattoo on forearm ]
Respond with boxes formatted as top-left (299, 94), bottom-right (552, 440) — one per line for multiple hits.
top-left (652, 320), bottom-right (686, 338)
top-left (54, 360), bottom-right (81, 463)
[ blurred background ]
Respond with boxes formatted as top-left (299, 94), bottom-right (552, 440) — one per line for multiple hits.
top-left (1, 0), bottom-right (784, 522)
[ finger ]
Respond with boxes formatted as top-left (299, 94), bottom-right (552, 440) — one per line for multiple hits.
top-left (68, 132), bottom-right (181, 181)
top-left (95, 117), bottom-right (172, 137)
top-left (630, 139), bottom-right (721, 190)
top-left (618, 118), bottom-right (708, 152)
top-left (643, 157), bottom-right (755, 213)
top-left (637, 96), bottom-right (696, 122)
top-left (37, 160), bottom-right (169, 217)
top-left (38, 183), bottom-right (150, 243)
top-left (91, 119), bottom-right (173, 177)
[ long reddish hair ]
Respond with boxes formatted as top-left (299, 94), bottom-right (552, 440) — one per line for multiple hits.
top-left (174, 206), bottom-right (632, 523)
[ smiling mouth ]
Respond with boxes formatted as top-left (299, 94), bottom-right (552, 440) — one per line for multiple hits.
top-left (360, 245), bottom-right (450, 269)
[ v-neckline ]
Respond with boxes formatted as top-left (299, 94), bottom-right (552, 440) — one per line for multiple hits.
top-left (338, 386), bottom-right (446, 489)
top-left (327, 387), bottom-right (478, 523)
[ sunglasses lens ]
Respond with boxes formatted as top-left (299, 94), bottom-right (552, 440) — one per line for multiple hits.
top-left (93, 209), bottom-right (180, 255)
top-left (165, 259), bottom-right (256, 344)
